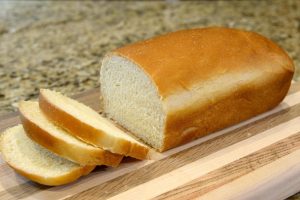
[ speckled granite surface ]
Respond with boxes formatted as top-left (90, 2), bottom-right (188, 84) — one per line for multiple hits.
top-left (0, 1), bottom-right (299, 198)
top-left (0, 0), bottom-right (299, 115)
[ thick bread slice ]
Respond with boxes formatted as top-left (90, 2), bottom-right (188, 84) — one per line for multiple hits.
top-left (19, 101), bottom-right (123, 166)
top-left (39, 89), bottom-right (149, 160)
top-left (0, 125), bottom-right (95, 186)
top-left (101, 27), bottom-right (294, 151)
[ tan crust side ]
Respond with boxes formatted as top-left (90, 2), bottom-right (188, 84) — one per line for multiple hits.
top-left (19, 102), bottom-right (123, 166)
top-left (162, 71), bottom-right (293, 151)
top-left (39, 91), bottom-right (149, 160)
top-left (8, 164), bottom-right (95, 186)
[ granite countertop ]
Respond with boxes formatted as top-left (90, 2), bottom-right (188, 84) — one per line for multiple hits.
top-left (0, 1), bottom-right (299, 199)
top-left (0, 0), bottom-right (299, 115)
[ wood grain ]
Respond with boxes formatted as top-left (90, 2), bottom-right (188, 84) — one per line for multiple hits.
top-left (67, 102), bottom-right (300, 200)
top-left (153, 133), bottom-right (300, 200)
top-left (106, 117), bottom-right (300, 200)
top-left (0, 84), bottom-right (299, 200)
top-left (199, 150), bottom-right (300, 200)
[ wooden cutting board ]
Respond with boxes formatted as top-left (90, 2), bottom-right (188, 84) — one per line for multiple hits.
top-left (1, 83), bottom-right (300, 200)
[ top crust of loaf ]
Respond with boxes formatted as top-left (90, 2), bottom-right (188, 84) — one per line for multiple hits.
top-left (113, 27), bottom-right (294, 99)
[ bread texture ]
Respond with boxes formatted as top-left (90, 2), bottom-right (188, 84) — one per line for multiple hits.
top-left (0, 125), bottom-right (95, 186)
top-left (100, 27), bottom-right (294, 152)
top-left (19, 101), bottom-right (123, 166)
top-left (39, 89), bottom-right (149, 160)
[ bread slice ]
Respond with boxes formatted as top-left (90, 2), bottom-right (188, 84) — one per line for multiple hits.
top-left (100, 27), bottom-right (294, 151)
top-left (39, 89), bottom-right (149, 160)
top-left (19, 101), bottom-right (123, 166)
top-left (0, 125), bottom-right (95, 186)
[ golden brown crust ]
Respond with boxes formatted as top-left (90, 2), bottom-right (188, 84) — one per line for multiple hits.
top-left (9, 163), bottom-right (95, 186)
top-left (39, 91), bottom-right (149, 160)
top-left (114, 27), bottom-right (294, 98)
top-left (112, 27), bottom-right (294, 152)
top-left (19, 103), bottom-right (123, 166)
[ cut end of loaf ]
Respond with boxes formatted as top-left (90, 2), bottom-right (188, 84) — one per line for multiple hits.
top-left (100, 55), bottom-right (166, 150)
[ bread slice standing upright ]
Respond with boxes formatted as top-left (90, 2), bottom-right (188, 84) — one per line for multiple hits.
top-left (39, 89), bottom-right (149, 160)
top-left (100, 27), bottom-right (294, 151)
top-left (0, 125), bottom-right (95, 186)
top-left (19, 101), bottom-right (123, 166)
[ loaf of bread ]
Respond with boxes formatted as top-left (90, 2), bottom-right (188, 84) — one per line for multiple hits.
top-left (0, 125), bottom-right (95, 186)
top-left (100, 27), bottom-right (294, 152)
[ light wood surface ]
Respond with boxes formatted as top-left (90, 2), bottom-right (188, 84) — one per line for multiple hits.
top-left (0, 84), bottom-right (300, 200)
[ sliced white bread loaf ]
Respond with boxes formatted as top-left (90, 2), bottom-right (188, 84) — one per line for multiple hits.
top-left (39, 89), bottom-right (149, 160)
top-left (100, 27), bottom-right (294, 152)
top-left (0, 125), bottom-right (95, 186)
top-left (19, 101), bottom-right (123, 166)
